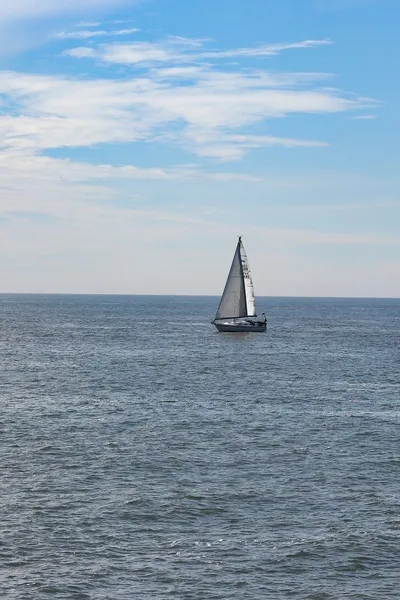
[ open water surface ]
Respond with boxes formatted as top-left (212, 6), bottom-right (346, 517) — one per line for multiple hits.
top-left (1, 294), bottom-right (400, 599)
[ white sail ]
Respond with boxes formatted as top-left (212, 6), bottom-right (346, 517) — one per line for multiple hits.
top-left (239, 240), bottom-right (256, 317)
top-left (215, 239), bottom-right (247, 320)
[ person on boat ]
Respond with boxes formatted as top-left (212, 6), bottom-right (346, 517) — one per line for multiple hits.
top-left (256, 313), bottom-right (266, 326)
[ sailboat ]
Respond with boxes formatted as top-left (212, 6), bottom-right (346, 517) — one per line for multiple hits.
top-left (212, 237), bottom-right (267, 333)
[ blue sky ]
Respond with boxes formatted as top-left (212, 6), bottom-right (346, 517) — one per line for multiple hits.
top-left (0, 0), bottom-right (399, 296)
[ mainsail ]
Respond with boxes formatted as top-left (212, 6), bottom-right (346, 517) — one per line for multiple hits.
top-left (214, 237), bottom-right (257, 320)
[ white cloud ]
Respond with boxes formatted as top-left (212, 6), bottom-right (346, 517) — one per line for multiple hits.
top-left (57, 27), bottom-right (140, 39)
top-left (199, 39), bottom-right (333, 59)
top-left (152, 67), bottom-right (333, 88)
top-left (0, 142), bottom-right (266, 230)
top-left (66, 47), bottom-right (96, 58)
top-left (176, 131), bottom-right (329, 160)
top-left (57, 36), bottom-right (374, 161)
top-left (76, 37), bottom-right (333, 66)
top-left (76, 21), bottom-right (102, 27)
top-left (0, 59), bottom-right (364, 162)
top-left (351, 114), bottom-right (377, 119)
top-left (100, 41), bottom-right (181, 64)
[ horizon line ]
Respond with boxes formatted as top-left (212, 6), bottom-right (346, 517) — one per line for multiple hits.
top-left (0, 293), bottom-right (399, 300)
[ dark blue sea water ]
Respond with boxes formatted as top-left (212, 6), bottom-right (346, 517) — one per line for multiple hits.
top-left (1, 294), bottom-right (400, 599)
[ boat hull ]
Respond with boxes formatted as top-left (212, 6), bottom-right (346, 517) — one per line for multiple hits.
top-left (214, 322), bottom-right (267, 333)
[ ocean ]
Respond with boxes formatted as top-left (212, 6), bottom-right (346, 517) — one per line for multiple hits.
top-left (1, 294), bottom-right (400, 599)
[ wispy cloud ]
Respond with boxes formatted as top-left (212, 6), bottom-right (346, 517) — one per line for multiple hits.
top-left (68, 37), bottom-right (333, 66)
top-left (0, 149), bottom-right (262, 254)
top-left (76, 21), bottom-right (102, 27)
top-left (175, 131), bottom-right (329, 160)
top-left (351, 114), bottom-right (377, 119)
top-left (0, 59), bottom-right (367, 163)
top-left (200, 39), bottom-right (333, 59)
top-left (57, 27), bottom-right (140, 40)
top-left (66, 47), bottom-right (96, 58)
top-left (57, 35), bottom-right (375, 160)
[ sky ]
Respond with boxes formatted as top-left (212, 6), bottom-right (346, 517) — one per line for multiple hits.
top-left (0, 0), bottom-right (399, 297)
